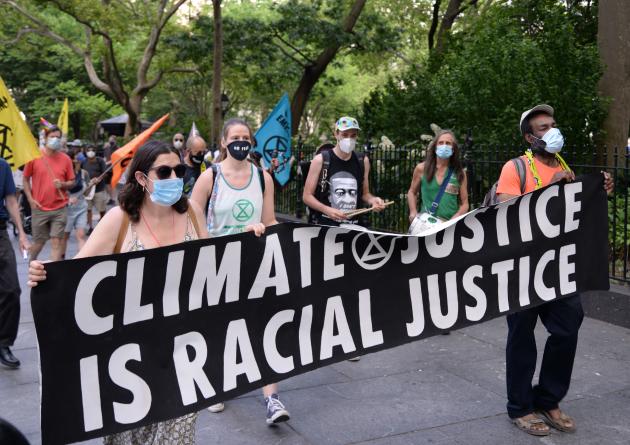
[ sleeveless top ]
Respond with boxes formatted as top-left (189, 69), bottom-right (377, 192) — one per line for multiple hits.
top-left (420, 169), bottom-right (460, 221)
top-left (206, 163), bottom-right (264, 237)
top-left (127, 212), bottom-right (198, 252)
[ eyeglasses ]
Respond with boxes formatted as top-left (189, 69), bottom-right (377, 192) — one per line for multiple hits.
top-left (147, 164), bottom-right (186, 180)
top-left (174, 138), bottom-right (184, 142)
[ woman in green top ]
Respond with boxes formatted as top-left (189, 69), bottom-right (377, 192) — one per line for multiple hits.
top-left (407, 129), bottom-right (469, 224)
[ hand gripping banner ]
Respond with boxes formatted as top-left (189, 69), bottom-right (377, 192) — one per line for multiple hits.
top-left (31, 174), bottom-right (609, 444)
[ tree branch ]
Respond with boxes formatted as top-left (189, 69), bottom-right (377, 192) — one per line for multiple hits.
top-left (272, 31), bottom-right (314, 64)
top-left (137, 0), bottom-right (187, 89)
top-left (269, 41), bottom-right (308, 68)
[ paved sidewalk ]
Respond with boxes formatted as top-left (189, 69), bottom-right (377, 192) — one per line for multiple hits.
top-left (1, 231), bottom-right (629, 445)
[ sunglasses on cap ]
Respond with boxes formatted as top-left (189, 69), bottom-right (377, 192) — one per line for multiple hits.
top-left (147, 164), bottom-right (187, 180)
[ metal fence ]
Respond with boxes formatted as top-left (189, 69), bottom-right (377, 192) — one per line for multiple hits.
top-left (275, 144), bottom-right (630, 283)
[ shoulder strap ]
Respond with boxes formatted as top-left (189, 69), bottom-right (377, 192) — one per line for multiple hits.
top-left (512, 157), bottom-right (527, 194)
top-left (429, 167), bottom-right (454, 215)
top-left (205, 164), bottom-right (219, 217)
top-left (186, 206), bottom-right (201, 238)
top-left (256, 166), bottom-right (266, 193)
top-left (355, 152), bottom-right (366, 184)
top-left (318, 150), bottom-right (331, 194)
top-left (114, 212), bottom-right (130, 254)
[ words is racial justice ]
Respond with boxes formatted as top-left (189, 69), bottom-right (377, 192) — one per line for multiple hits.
top-left (31, 174), bottom-right (609, 445)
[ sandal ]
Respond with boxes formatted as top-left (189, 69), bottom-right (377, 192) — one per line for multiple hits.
top-left (512, 415), bottom-right (551, 436)
top-left (537, 409), bottom-right (576, 433)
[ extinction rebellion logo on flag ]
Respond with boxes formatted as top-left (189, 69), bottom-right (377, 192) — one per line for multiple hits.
top-left (31, 175), bottom-right (609, 445)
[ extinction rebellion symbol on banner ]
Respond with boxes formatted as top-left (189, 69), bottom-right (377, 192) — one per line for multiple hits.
top-left (31, 175), bottom-right (609, 445)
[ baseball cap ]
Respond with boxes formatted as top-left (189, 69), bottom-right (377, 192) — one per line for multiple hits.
top-left (335, 116), bottom-right (361, 132)
top-left (519, 104), bottom-right (554, 135)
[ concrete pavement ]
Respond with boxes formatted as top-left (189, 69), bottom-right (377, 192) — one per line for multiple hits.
top-left (1, 229), bottom-right (629, 445)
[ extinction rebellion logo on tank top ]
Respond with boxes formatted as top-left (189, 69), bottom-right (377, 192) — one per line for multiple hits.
top-left (232, 199), bottom-right (255, 222)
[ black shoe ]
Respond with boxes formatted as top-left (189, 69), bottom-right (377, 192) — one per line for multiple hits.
top-left (0, 347), bottom-right (20, 369)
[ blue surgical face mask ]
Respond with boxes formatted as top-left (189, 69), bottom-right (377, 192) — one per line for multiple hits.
top-left (47, 137), bottom-right (62, 151)
top-left (146, 176), bottom-right (183, 206)
top-left (435, 144), bottom-right (453, 159)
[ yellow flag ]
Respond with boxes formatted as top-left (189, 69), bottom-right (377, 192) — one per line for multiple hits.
top-left (57, 97), bottom-right (69, 135)
top-left (0, 76), bottom-right (40, 170)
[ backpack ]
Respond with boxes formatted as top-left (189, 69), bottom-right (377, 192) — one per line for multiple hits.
top-left (305, 149), bottom-right (365, 223)
top-left (482, 157), bottom-right (526, 207)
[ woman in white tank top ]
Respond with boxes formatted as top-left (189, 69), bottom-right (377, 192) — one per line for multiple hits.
top-left (190, 119), bottom-right (291, 426)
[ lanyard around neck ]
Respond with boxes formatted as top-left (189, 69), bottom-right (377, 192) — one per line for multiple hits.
top-left (524, 150), bottom-right (571, 190)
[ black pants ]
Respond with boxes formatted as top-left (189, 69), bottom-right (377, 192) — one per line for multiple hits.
top-left (0, 229), bottom-right (21, 347)
top-left (506, 294), bottom-right (584, 418)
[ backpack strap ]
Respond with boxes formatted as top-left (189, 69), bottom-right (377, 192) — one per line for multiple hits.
top-left (186, 206), bottom-right (201, 238)
top-left (114, 212), bottom-right (130, 254)
top-left (318, 150), bottom-right (331, 194)
top-left (512, 157), bottom-right (527, 195)
top-left (256, 166), bottom-right (266, 194)
top-left (204, 164), bottom-right (219, 217)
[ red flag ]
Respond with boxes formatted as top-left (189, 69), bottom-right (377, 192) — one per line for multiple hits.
top-left (110, 113), bottom-right (169, 187)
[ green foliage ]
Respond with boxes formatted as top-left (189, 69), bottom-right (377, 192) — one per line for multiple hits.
top-left (361, 0), bottom-right (606, 148)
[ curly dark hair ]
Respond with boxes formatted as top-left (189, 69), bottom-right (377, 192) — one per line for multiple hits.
top-left (424, 129), bottom-right (465, 184)
top-left (118, 140), bottom-right (188, 223)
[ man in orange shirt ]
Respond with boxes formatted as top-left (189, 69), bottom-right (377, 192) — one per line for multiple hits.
top-left (496, 105), bottom-right (613, 436)
top-left (23, 126), bottom-right (75, 261)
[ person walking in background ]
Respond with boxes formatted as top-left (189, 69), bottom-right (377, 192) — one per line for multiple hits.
top-left (496, 104), bottom-right (613, 437)
top-left (62, 150), bottom-right (90, 257)
top-left (0, 157), bottom-right (30, 369)
top-left (172, 132), bottom-right (185, 160)
top-left (82, 144), bottom-right (108, 234)
top-left (407, 129), bottom-right (469, 233)
top-left (22, 125), bottom-right (74, 261)
top-left (182, 135), bottom-right (209, 197)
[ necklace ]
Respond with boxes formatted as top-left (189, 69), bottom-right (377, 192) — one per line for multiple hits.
top-left (141, 211), bottom-right (175, 247)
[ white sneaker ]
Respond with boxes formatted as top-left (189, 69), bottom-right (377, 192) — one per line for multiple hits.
top-left (207, 402), bottom-right (225, 413)
top-left (348, 356), bottom-right (361, 362)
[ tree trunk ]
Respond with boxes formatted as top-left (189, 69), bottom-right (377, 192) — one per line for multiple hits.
top-left (290, 0), bottom-right (367, 136)
top-left (433, 0), bottom-right (464, 58)
top-left (597, 0), bottom-right (630, 164)
top-left (124, 95), bottom-right (142, 137)
top-left (428, 0), bottom-right (442, 50)
top-left (211, 0), bottom-right (223, 146)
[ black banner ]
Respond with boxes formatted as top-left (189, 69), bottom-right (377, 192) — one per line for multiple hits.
top-left (31, 174), bottom-right (609, 444)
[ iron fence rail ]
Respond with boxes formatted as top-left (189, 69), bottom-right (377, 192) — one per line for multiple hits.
top-left (275, 144), bottom-right (629, 283)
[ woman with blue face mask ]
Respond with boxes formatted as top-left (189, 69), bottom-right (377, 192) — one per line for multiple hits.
top-left (407, 130), bottom-right (469, 231)
top-left (28, 140), bottom-right (209, 445)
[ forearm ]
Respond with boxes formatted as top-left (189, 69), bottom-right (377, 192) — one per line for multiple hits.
top-left (362, 192), bottom-right (379, 206)
top-left (407, 191), bottom-right (418, 216)
top-left (303, 192), bottom-right (330, 214)
top-left (5, 197), bottom-right (25, 235)
top-left (451, 202), bottom-right (469, 219)
top-left (23, 181), bottom-right (34, 202)
top-left (61, 179), bottom-right (75, 190)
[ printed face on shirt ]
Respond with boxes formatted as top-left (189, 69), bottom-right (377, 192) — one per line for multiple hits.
top-left (329, 171), bottom-right (358, 211)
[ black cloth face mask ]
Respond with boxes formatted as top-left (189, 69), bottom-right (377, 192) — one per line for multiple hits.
top-left (190, 152), bottom-right (205, 165)
top-left (227, 140), bottom-right (251, 161)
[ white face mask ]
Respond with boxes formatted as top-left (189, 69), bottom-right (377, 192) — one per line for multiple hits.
top-left (86, 150), bottom-right (96, 158)
top-left (173, 140), bottom-right (184, 150)
top-left (339, 138), bottom-right (356, 154)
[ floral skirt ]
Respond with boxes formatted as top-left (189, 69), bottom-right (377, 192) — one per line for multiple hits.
top-left (103, 413), bottom-right (197, 445)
